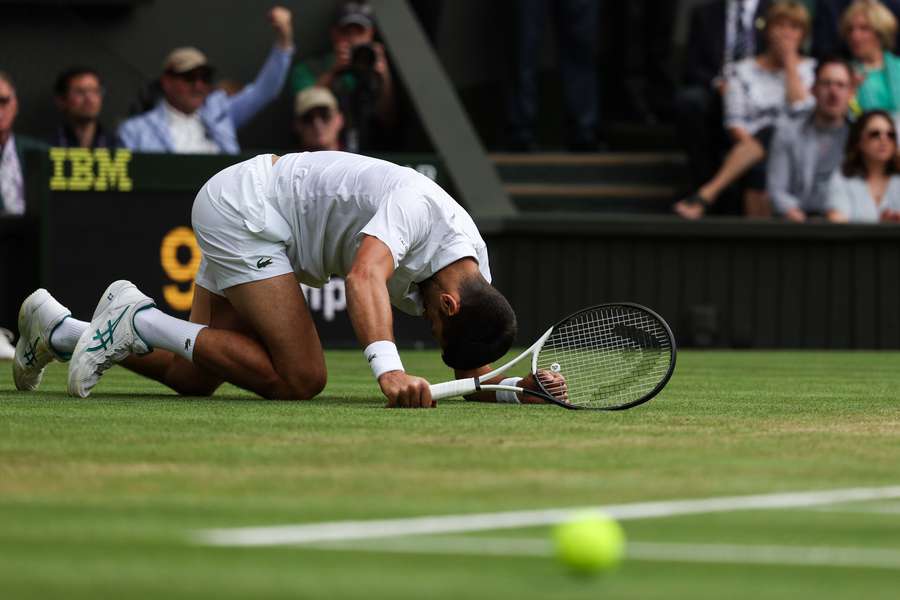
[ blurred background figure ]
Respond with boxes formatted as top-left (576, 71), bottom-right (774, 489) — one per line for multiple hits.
top-left (674, 0), bottom-right (814, 219)
top-left (292, 1), bottom-right (395, 152)
top-left (826, 109), bottom-right (900, 221)
top-left (51, 66), bottom-right (115, 149)
top-left (0, 71), bottom-right (45, 216)
top-left (504, 0), bottom-right (599, 152)
top-left (812, 0), bottom-right (900, 58)
top-left (767, 58), bottom-right (854, 222)
top-left (118, 6), bottom-right (294, 154)
top-left (293, 86), bottom-right (345, 151)
top-left (675, 0), bottom-right (772, 203)
top-left (613, 0), bottom-right (679, 124)
top-left (840, 0), bottom-right (900, 120)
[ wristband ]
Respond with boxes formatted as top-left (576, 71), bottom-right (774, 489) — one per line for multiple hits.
top-left (496, 376), bottom-right (523, 404)
top-left (364, 340), bottom-right (404, 379)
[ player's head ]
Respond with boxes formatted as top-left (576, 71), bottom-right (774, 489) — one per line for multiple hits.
top-left (0, 71), bottom-right (18, 137)
top-left (423, 271), bottom-right (517, 370)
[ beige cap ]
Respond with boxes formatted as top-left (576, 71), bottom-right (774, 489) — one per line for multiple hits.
top-left (294, 87), bottom-right (338, 117)
top-left (162, 47), bottom-right (209, 74)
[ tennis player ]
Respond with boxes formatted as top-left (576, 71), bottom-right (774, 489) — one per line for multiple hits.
top-left (14, 151), bottom-right (553, 407)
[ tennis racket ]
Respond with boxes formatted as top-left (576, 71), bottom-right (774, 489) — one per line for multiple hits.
top-left (429, 303), bottom-right (676, 410)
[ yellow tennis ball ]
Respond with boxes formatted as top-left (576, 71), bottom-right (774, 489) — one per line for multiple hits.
top-left (553, 513), bottom-right (625, 574)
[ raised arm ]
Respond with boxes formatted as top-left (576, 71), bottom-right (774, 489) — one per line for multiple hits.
top-left (345, 235), bottom-right (434, 408)
top-left (226, 6), bottom-right (295, 129)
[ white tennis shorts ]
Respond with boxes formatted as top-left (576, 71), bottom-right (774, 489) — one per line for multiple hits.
top-left (192, 155), bottom-right (295, 296)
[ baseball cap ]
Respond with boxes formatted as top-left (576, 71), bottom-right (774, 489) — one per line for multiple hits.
top-left (336, 1), bottom-right (374, 29)
top-left (162, 47), bottom-right (210, 74)
top-left (294, 87), bottom-right (338, 117)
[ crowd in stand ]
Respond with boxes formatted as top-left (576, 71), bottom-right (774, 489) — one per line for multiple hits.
top-left (675, 0), bottom-right (900, 223)
top-left (0, 2), bottom-right (391, 221)
top-left (4, 0), bottom-right (900, 225)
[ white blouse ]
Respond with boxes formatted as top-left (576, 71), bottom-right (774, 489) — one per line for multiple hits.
top-left (725, 57), bottom-right (816, 134)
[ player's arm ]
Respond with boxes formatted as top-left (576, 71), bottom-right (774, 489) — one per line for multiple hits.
top-left (345, 235), bottom-right (434, 408)
top-left (454, 366), bottom-right (560, 404)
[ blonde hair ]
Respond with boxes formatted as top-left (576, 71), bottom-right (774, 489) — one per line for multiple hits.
top-left (840, 0), bottom-right (898, 51)
top-left (765, 0), bottom-right (812, 40)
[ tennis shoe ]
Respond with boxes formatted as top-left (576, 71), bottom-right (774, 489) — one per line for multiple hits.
top-left (67, 280), bottom-right (155, 398)
top-left (0, 328), bottom-right (15, 360)
top-left (13, 289), bottom-right (72, 391)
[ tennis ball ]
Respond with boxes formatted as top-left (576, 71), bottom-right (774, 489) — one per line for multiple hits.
top-left (553, 512), bottom-right (625, 574)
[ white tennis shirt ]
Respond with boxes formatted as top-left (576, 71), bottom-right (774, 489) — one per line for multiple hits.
top-left (246, 151), bottom-right (491, 316)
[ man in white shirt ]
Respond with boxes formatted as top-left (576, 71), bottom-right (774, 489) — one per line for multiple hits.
top-left (14, 152), bottom-right (542, 408)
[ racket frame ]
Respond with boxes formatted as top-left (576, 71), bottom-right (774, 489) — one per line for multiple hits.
top-left (428, 302), bottom-right (677, 411)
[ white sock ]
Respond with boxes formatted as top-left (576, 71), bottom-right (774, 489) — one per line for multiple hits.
top-left (49, 317), bottom-right (89, 356)
top-left (133, 308), bottom-right (206, 361)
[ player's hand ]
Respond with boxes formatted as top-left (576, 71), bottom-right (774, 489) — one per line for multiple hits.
top-left (268, 6), bottom-right (294, 48)
top-left (379, 371), bottom-right (435, 408)
top-left (520, 370), bottom-right (569, 404)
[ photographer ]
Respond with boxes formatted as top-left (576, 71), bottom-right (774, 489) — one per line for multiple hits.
top-left (290, 1), bottom-right (395, 152)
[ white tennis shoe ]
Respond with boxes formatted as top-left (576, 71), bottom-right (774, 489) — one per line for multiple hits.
top-left (13, 289), bottom-right (72, 391)
top-left (67, 280), bottom-right (155, 398)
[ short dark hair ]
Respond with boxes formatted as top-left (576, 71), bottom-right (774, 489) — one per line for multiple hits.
top-left (814, 56), bottom-right (853, 81)
top-left (440, 276), bottom-right (517, 370)
top-left (54, 66), bottom-right (101, 97)
top-left (842, 109), bottom-right (900, 177)
top-left (0, 71), bottom-right (15, 90)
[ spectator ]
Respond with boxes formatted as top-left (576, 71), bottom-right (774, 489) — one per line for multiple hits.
top-left (0, 72), bottom-right (46, 216)
top-left (293, 87), bottom-right (344, 151)
top-left (826, 109), bottom-right (900, 221)
top-left (767, 58), bottom-right (854, 222)
top-left (674, 0), bottom-right (815, 219)
top-left (812, 0), bottom-right (900, 59)
top-left (840, 0), bottom-right (900, 119)
top-left (51, 66), bottom-right (115, 149)
top-left (504, 0), bottom-right (599, 152)
top-left (291, 1), bottom-right (395, 152)
top-left (118, 6), bottom-right (294, 154)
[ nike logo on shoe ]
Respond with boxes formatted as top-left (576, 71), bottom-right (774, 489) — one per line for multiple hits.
top-left (256, 257), bottom-right (273, 269)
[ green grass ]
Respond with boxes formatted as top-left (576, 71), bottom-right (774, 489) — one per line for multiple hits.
top-left (2, 350), bottom-right (900, 599)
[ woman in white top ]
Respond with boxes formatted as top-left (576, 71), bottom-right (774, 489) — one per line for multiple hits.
top-left (675, 0), bottom-right (815, 219)
top-left (826, 109), bottom-right (900, 222)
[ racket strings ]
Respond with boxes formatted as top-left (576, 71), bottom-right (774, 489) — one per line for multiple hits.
top-left (535, 306), bottom-right (673, 408)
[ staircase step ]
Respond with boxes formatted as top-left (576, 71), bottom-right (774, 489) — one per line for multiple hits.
top-left (491, 152), bottom-right (688, 185)
top-left (506, 183), bottom-right (676, 213)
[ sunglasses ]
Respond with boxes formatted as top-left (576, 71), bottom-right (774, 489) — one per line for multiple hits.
top-left (0, 95), bottom-right (12, 107)
top-left (300, 107), bottom-right (333, 125)
top-left (866, 128), bottom-right (897, 141)
top-left (168, 68), bottom-right (213, 84)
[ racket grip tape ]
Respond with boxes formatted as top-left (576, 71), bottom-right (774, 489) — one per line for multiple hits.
top-left (429, 378), bottom-right (479, 400)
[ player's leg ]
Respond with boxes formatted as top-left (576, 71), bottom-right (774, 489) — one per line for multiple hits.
top-left (118, 284), bottom-right (233, 396)
top-left (210, 273), bottom-right (327, 400)
top-left (126, 275), bottom-right (327, 399)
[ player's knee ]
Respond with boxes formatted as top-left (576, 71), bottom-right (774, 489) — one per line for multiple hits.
top-left (265, 367), bottom-right (327, 401)
top-left (174, 378), bottom-right (220, 397)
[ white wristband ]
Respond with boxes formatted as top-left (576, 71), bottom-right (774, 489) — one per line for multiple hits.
top-left (496, 377), bottom-right (523, 404)
top-left (364, 340), bottom-right (404, 379)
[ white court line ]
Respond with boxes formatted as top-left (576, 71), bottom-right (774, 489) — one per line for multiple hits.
top-left (193, 485), bottom-right (900, 547)
top-left (312, 536), bottom-right (900, 570)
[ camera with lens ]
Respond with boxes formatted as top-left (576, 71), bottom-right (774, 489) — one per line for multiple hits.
top-left (349, 43), bottom-right (377, 72)
top-left (332, 43), bottom-right (383, 152)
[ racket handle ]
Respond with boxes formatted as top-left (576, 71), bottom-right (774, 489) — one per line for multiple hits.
top-left (430, 378), bottom-right (479, 400)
